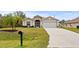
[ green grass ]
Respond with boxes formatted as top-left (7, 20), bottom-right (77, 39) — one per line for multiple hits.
top-left (0, 28), bottom-right (49, 48)
top-left (64, 27), bottom-right (79, 33)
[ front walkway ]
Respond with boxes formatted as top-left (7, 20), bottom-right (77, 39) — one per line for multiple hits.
top-left (44, 28), bottom-right (79, 48)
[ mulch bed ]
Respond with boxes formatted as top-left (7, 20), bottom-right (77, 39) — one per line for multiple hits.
top-left (0, 30), bottom-right (18, 32)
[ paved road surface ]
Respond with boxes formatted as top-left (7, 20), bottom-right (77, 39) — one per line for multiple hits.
top-left (44, 28), bottom-right (79, 48)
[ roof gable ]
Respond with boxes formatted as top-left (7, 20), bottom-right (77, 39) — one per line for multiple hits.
top-left (65, 17), bottom-right (79, 23)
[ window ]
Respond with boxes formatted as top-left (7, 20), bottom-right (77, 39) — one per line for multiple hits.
top-left (27, 21), bottom-right (30, 27)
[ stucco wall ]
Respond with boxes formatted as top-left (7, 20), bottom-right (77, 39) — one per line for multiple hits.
top-left (22, 20), bottom-right (33, 26)
top-left (22, 16), bottom-right (59, 28)
top-left (22, 20), bottom-right (27, 26)
top-left (64, 23), bottom-right (79, 28)
top-left (71, 23), bottom-right (79, 28)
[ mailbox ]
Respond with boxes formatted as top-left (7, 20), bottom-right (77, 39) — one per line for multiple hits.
top-left (18, 31), bottom-right (23, 35)
top-left (18, 31), bottom-right (23, 47)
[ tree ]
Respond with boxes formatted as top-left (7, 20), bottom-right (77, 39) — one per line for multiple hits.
top-left (14, 16), bottom-right (22, 27)
top-left (1, 11), bottom-right (26, 29)
top-left (59, 19), bottom-right (66, 28)
top-left (0, 14), bottom-right (3, 28)
top-left (3, 14), bottom-right (17, 30)
top-left (14, 11), bottom-right (26, 19)
top-left (59, 19), bottom-right (65, 24)
top-left (13, 11), bottom-right (26, 26)
top-left (0, 14), bottom-right (2, 17)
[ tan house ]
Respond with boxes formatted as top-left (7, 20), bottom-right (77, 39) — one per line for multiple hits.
top-left (64, 17), bottom-right (79, 28)
top-left (22, 15), bottom-right (59, 28)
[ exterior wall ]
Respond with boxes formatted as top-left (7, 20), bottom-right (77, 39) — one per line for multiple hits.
top-left (64, 23), bottom-right (79, 28)
top-left (22, 16), bottom-right (59, 28)
top-left (64, 24), bottom-right (72, 28)
top-left (30, 20), bottom-right (33, 26)
top-left (71, 23), bottom-right (79, 28)
top-left (66, 24), bottom-right (71, 27)
top-left (42, 17), bottom-right (58, 28)
top-left (57, 21), bottom-right (60, 27)
top-left (22, 20), bottom-right (33, 26)
top-left (33, 17), bottom-right (42, 27)
top-left (22, 20), bottom-right (27, 26)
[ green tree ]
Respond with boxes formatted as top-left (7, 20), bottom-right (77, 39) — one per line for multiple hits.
top-left (3, 14), bottom-right (17, 30)
top-left (14, 16), bottom-right (22, 27)
top-left (13, 11), bottom-right (26, 26)
top-left (0, 14), bottom-right (3, 28)
top-left (59, 19), bottom-right (65, 25)
top-left (2, 11), bottom-right (26, 29)
top-left (14, 11), bottom-right (26, 18)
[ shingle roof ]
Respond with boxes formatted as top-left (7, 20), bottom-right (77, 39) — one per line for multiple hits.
top-left (45, 16), bottom-right (59, 21)
top-left (34, 15), bottom-right (42, 19)
top-left (65, 17), bottom-right (79, 23)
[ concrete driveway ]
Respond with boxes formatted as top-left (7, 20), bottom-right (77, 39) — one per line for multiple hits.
top-left (44, 28), bottom-right (79, 48)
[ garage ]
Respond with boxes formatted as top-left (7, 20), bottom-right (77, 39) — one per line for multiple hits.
top-left (43, 23), bottom-right (57, 28)
top-left (42, 18), bottom-right (57, 28)
top-left (42, 16), bottom-right (58, 28)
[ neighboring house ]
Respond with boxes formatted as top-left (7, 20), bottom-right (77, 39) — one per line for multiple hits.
top-left (22, 15), bottom-right (59, 28)
top-left (64, 17), bottom-right (79, 28)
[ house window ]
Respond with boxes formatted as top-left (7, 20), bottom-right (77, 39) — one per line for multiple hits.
top-left (27, 21), bottom-right (30, 27)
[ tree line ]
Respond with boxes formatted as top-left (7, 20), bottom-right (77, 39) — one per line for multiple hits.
top-left (0, 11), bottom-right (26, 30)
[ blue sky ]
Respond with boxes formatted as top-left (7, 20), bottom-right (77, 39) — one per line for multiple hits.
top-left (0, 11), bottom-right (79, 20)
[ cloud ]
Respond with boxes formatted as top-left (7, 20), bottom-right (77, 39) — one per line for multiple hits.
top-left (0, 11), bottom-right (79, 20)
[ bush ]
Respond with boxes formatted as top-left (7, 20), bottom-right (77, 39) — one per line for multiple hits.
top-left (30, 26), bottom-right (34, 28)
top-left (77, 26), bottom-right (79, 29)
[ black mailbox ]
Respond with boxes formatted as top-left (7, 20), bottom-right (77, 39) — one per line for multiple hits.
top-left (18, 31), bottom-right (23, 47)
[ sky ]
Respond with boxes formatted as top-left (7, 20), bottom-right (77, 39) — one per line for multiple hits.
top-left (0, 0), bottom-right (79, 21)
top-left (0, 11), bottom-right (79, 20)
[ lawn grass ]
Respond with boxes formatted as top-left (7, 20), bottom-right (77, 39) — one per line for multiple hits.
top-left (0, 27), bottom-right (49, 48)
top-left (64, 27), bottom-right (79, 33)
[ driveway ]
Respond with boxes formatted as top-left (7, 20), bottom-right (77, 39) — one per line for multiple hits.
top-left (44, 28), bottom-right (79, 48)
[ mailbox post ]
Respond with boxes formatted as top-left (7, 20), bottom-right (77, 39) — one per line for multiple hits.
top-left (18, 31), bottom-right (23, 47)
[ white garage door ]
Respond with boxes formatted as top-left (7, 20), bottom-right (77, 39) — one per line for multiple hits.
top-left (43, 23), bottom-right (57, 28)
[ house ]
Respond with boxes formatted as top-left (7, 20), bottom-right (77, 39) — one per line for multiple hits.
top-left (64, 17), bottom-right (79, 28)
top-left (22, 15), bottom-right (59, 28)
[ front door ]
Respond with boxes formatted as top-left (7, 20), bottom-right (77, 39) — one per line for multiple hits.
top-left (35, 20), bottom-right (40, 28)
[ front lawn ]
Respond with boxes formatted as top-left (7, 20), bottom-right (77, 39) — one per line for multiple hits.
top-left (0, 28), bottom-right (49, 48)
top-left (64, 27), bottom-right (79, 33)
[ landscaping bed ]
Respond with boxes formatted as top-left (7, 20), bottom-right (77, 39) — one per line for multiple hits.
top-left (0, 30), bottom-right (18, 32)
top-left (64, 27), bottom-right (79, 33)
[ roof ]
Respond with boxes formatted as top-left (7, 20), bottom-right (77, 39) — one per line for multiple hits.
top-left (27, 18), bottom-right (32, 20)
top-left (23, 18), bottom-right (32, 20)
top-left (33, 15), bottom-right (42, 19)
top-left (65, 17), bottom-right (79, 24)
top-left (45, 16), bottom-right (59, 21)
top-left (23, 16), bottom-right (59, 21)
